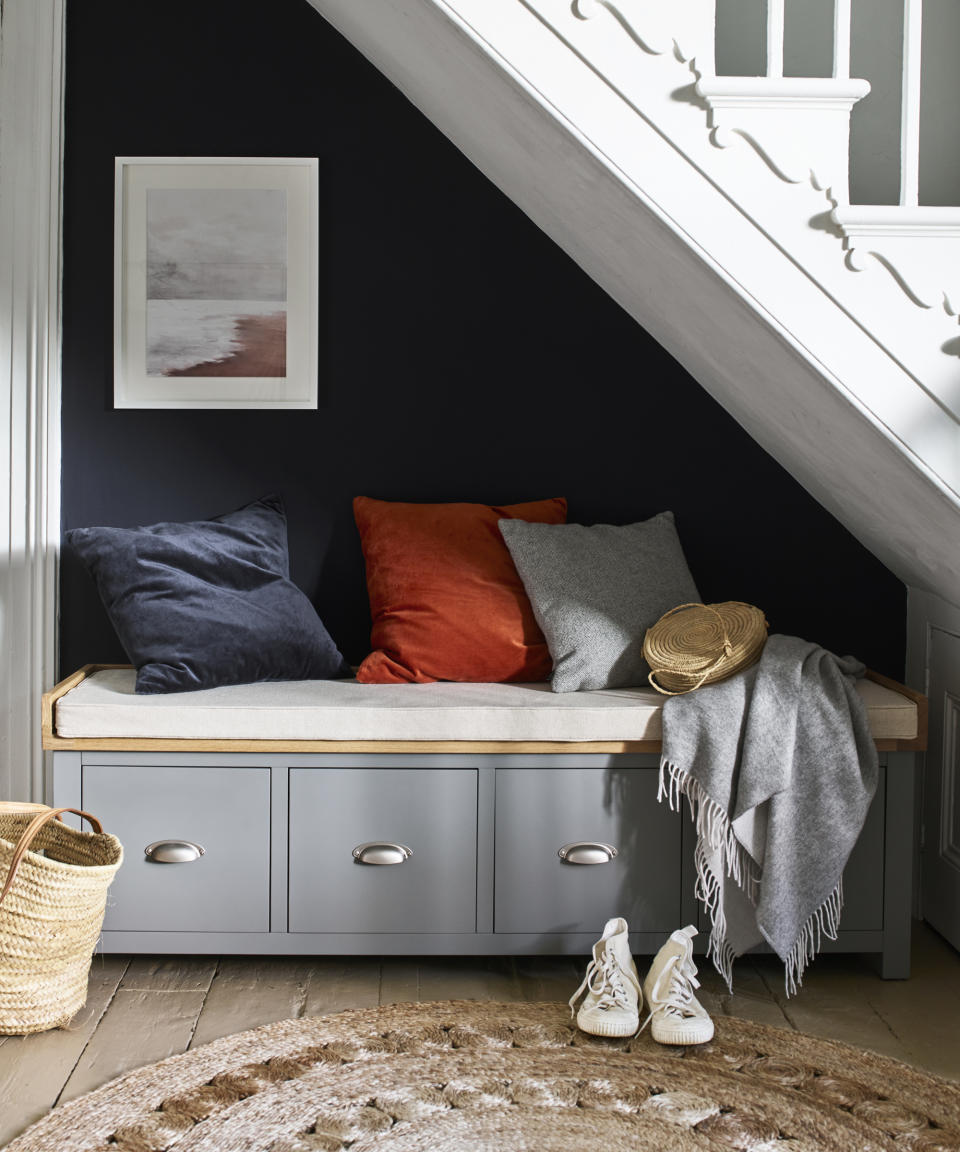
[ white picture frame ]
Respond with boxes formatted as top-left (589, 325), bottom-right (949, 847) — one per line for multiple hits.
top-left (114, 157), bottom-right (319, 409)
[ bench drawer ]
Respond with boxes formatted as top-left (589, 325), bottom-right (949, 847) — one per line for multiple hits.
top-left (288, 768), bottom-right (477, 932)
top-left (82, 764), bottom-right (271, 933)
top-left (495, 767), bottom-right (682, 934)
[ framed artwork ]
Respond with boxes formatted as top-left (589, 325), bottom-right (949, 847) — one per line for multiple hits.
top-left (114, 157), bottom-right (319, 409)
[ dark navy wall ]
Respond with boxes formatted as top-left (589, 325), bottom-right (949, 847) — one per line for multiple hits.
top-left (59, 0), bottom-right (906, 677)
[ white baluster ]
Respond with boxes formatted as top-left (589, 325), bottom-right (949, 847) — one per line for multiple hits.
top-left (833, 0), bottom-right (851, 79)
top-left (766, 0), bottom-right (785, 78)
top-left (900, 0), bottom-right (923, 206)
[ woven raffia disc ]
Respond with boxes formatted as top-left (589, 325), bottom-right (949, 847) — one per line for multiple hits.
top-left (6, 1000), bottom-right (960, 1151)
top-left (643, 601), bottom-right (769, 695)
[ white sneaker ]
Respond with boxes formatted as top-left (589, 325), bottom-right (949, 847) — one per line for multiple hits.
top-left (641, 925), bottom-right (714, 1045)
top-left (568, 917), bottom-right (642, 1037)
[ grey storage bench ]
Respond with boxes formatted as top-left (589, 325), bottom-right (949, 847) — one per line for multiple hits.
top-left (43, 665), bottom-right (927, 976)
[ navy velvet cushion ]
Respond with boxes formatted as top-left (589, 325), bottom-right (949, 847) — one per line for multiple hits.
top-left (66, 495), bottom-right (351, 694)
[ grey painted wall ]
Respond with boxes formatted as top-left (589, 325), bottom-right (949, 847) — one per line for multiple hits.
top-left (715, 0), bottom-right (766, 75)
top-left (849, 0), bottom-right (904, 205)
top-left (920, 0), bottom-right (960, 205)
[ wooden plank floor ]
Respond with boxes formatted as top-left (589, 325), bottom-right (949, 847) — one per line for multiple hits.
top-left (1, 921), bottom-right (958, 1148)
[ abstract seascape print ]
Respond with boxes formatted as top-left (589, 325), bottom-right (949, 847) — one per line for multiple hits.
top-left (146, 187), bottom-right (288, 378)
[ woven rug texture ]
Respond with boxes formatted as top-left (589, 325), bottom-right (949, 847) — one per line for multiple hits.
top-left (5, 1000), bottom-right (960, 1151)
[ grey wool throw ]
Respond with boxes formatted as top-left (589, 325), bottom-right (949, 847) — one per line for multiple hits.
top-left (659, 633), bottom-right (878, 995)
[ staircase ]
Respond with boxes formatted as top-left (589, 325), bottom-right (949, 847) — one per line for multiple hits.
top-left (303, 0), bottom-right (959, 608)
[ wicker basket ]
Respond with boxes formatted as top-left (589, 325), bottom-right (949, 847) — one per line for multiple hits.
top-left (0, 804), bottom-right (123, 1035)
top-left (643, 601), bottom-right (769, 695)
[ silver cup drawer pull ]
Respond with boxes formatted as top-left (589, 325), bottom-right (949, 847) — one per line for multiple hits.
top-left (144, 840), bottom-right (206, 864)
top-left (352, 841), bottom-right (413, 866)
top-left (558, 841), bottom-right (618, 865)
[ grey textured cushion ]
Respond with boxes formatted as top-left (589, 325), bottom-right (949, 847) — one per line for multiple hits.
top-left (499, 512), bottom-right (700, 693)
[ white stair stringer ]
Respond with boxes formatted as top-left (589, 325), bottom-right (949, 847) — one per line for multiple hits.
top-left (304, 0), bottom-right (960, 606)
top-left (695, 75), bottom-right (870, 200)
top-left (523, 0), bottom-right (960, 422)
top-left (831, 205), bottom-right (960, 317)
top-left (514, 0), bottom-right (960, 460)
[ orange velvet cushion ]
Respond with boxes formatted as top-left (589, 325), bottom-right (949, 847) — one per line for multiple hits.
top-left (354, 495), bottom-right (568, 684)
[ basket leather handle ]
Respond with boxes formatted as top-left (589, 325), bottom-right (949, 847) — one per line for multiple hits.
top-left (0, 807), bottom-right (104, 908)
top-left (648, 650), bottom-right (729, 696)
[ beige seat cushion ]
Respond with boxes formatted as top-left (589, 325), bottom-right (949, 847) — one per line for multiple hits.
top-left (53, 668), bottom-right (918, 744)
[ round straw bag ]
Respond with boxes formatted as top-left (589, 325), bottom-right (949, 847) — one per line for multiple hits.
top-left (0, 803), bottom-right (123, 1034)
top-left (643, 601), bottom-right (769, 695)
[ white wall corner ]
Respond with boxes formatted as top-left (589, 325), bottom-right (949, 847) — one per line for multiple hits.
top-left (0, 0), bottom-right (65, 802)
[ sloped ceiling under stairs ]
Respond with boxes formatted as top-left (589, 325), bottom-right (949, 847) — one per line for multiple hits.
top-left (304, 0), bottom-right (960, 609)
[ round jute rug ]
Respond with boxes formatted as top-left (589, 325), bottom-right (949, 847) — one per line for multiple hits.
top-left (6, 1000), bottom-right (960, 1151)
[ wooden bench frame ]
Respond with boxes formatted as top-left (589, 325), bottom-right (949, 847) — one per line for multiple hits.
top-left (43, 664), bottom-right (928, 756)
top-left (43, 666), bottom-right (927, 978)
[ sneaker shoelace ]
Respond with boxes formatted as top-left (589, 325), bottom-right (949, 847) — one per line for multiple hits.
top-left (637, 952), bottom-right (701, 1034)
top-left (568, 949), bottom-right (636, 1017)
